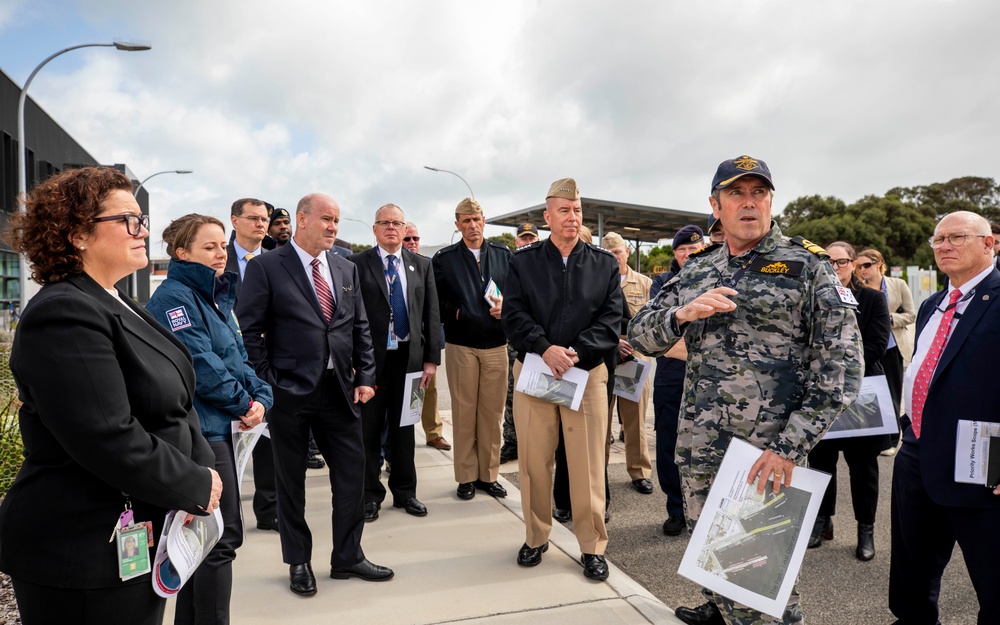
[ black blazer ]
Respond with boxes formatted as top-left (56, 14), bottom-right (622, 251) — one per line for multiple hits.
top-left (351, 247), bottom-right (441, 375)
top-left (854, 284), bottom-right (890, 376)
top-left (904, 268), bottom-right (1000, 509)
top-left (236, 243), bottom-right (377, 414)
top-left (0, 274), bottom-right (214, 588)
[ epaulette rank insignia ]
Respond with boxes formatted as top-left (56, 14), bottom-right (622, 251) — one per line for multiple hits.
top-left (749, 257), bottom-right (804, 276)
top-left (790, 236), bottom-right (829, 258)
top-left (689, 242), bottom-right (721, 258)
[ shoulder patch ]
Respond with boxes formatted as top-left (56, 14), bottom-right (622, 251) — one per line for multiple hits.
top-left (514, 240), bottom-right (543, 254)
top-left (689, 242), bottom-right (721, 258)
top-left (165, 306), bottom-right (192, 332)
top-left (586, 242), bottom-right (615, 257)
top-left (834, 284), bottom-right (859, 306)
top-left (790, 236), bottom-right (828, 258)
top-left (749, 257), bottom-right (804, 276)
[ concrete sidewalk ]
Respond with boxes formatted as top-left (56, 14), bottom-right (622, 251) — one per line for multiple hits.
top-left (168, 413), bottom-right (682, 625)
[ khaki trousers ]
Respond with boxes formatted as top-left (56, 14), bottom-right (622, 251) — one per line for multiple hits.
top-left (445, 343), bottom-right (507, 483)
top-left (608, 356), bottom-right (652, 480)
top-left (420, 372), bottom-right (443, 440)
top-left (514, 360), bottom-right (609, 555)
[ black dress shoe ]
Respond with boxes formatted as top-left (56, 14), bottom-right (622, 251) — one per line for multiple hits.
top-left (631, 478), bottom-right (654, 494)
top-left (456, 482), bottom-right (476, 500)
top-left (662, 515), bottom-right (686, 536)
top-left (330, 559), bottom-right (394, 581)
top-left (289, 563), bottom-right (317, 596)
top-left (856, 523), bottom-right (875, 561)
top-left (474, 479), bottom-right (507, 498)
top-left (307, 453), bottom-right (325, 469)
top-left (516, 542), bottom-right (548, 567)
top-left (500, 444), bottom-right (518, 464)
top-left (256, 517), bottom-right (279, 532)
top-left (674, 600), bottom-right (724, 625)
top-left (364, 501), bottom-right (380, 522)
top-left (581, 553), bottom-right (609, 581)
top-left (552, 508), bottom-right (572, 523)
top-left (393, 497), bottom-right (428, 517)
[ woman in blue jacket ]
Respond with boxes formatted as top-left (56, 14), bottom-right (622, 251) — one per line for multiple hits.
top-left (147, 214), bottom-right (273, 625)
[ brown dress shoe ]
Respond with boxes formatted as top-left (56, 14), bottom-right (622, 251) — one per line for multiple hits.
top-left (426, 436), bottom-right (452, 451)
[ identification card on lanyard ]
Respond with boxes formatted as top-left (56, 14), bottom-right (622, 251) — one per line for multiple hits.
top-left (386, 257), bottom-right (399, 351)
top-left (111, 498), bottom-right (154, 581)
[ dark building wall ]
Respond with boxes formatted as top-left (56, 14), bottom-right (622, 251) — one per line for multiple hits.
top-left (0, 68), bottom-right (150, 304)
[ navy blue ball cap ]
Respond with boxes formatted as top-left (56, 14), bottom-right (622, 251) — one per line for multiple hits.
top-left (673, 225), bottom-right (704, 248)
top-left (711, 155), bottom-right (774, 191)
top-left (269, 207), bottom-right (290, 225)
top-left (707, 214), bottom-right (720, 233)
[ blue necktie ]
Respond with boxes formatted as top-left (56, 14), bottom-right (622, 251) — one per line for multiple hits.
top-left (386, 255), bottom-right (409, 339)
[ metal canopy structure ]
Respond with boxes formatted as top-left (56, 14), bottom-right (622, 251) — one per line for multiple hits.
top-left (486, 197), bottom-right (711, 244)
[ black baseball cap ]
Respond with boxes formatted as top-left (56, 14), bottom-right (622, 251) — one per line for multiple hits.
top-left (711, 155), bottom-right (774, 191)
top-left (673, 225), bottom-right (704, 247)
top-left (516, 223), bottom-right (539, 238)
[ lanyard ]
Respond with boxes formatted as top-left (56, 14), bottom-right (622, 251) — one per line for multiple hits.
top-left (376, 248), bottom-right (400, 321)
top-left (718, 252), bottom-right (759, 289)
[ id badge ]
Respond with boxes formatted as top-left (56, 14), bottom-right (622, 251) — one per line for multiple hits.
top-left (117, 522), bottom-right (152, 581)
top-left (387, 319), bottom-right (399, 350)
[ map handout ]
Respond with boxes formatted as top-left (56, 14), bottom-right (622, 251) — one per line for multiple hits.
top-left (231, 422), bottom-right (266, 495)
top-left (677, 438), bottom-right (830, 618)
top-left (613, 358), bottom-right (651, 403)
top-left (152, 507), bottom-right (223, 598)
top-left (400, 371), bottom-right (424, 427)
top-left (515, 352), bottom-right (588, 412)
top-left (821, 375), bottom-right (897, 440)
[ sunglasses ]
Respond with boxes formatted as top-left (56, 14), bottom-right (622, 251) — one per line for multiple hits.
top-left (403, 236), bottom-right (420, 242)
top-left (857, 261), bottom-right (878, 270)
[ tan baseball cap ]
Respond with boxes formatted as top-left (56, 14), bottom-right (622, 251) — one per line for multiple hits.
top-left (455, 197), bottom-right (482, 215)
top-left (546, 178), bottom-right (580, 200)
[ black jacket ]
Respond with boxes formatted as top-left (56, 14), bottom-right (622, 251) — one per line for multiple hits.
top-left (502, 239), bottom-right (623, 371)
top-left (433, 240), bottom-right (511, 349)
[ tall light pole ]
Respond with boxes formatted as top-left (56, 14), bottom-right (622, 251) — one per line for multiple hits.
top-left (423, 165), bottom-right (475, 200)
top-left (16, 40), bottom-right (151, 311)
top-left (133, 169), bottom-right (192, 197)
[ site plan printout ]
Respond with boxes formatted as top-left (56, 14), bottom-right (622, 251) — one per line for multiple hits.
top-left (678, 438), bottom-right (830, 618)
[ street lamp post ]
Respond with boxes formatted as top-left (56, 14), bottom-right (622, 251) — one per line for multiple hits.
top-left (133, 169), bottom-right (193, 198)
top-left (423, 165), bottom-right (475, 200)
top-left (16, 40), bottom-right (151, 311)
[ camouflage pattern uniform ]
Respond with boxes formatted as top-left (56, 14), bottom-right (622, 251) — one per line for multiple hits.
top-left (628, 223), bottom-right (863, 625)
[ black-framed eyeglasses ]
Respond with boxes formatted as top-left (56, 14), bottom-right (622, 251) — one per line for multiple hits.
top-left (928, 233), bottom-right (987, 249)
top-left (92, 213), bottom-right (149, 236)
top-left (403, 236), bottom-right (420, 242)
top-left (857, 261), bottom-right (878, 270)
top-left (374, 220), bottom-right (405, 229)
top-left (828, 258), bottom-right (852, 268)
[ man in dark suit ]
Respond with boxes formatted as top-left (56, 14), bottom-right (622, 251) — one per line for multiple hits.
top-left (237, 193), bottom-right (393, 597)
top-left (225, 197), bottom-right (280, 530)
top-left (890, 210), bottom-right (1000, 623)
top-left (350, 204), bottom-right (441, 521)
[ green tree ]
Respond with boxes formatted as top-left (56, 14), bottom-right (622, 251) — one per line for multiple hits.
top-left (351, 243), bottom-right (372, 253)
top-left (487, 232), bottom-right (516, 252)
top-left (889, 176), bottom-right (1000, 223)
top-left (777, 195), bottom-right (847, 231)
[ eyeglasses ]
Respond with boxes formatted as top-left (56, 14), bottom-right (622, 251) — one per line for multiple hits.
top-left (928, 233), bottom-right (987, 248)
top-left (374, 220), bottom-right (405, 229)
top-left (238, 215), bottom-right (269, 224)
top-left (403, 236), bottom-right (420, 242)
top-left (857, 261), bottom-right (878, 270)
top-left (828, 258), bottom-right (852, 268)
top-left (92, 213), bottom-right (149, 236)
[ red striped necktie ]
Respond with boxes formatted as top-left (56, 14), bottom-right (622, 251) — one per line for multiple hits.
top-left (909, 288), bottom-right (963, 438)
top-left (311, 258), bottom-right (336, 323)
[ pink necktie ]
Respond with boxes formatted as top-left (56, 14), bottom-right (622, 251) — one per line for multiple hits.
top-left (311, 259), bottom-right (335, 323)
top-left (910, 289), bottom-right (963, 438)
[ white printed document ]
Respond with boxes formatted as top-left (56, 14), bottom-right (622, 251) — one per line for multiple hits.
top-left (231, 422), bottom-right (267, 495)
top-left (613, 358), bottom-right (652, 403)
top-left (822, 375), bottom-right (897, 440)
top-left (400, 371), bottom-right (424, 427)
top-left (954, 420), bottom-right (1000, 486)
top-left (515, 352), bottom-right (588, 412)
top-left (678, 438), bottom-right (830, 619)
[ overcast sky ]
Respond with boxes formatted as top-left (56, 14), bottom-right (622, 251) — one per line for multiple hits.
top-left (2, 0), bottom-right (997, 256)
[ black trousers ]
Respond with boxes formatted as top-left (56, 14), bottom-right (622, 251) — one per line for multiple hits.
top-left (251, 435), bottom-right (277, 524)
top-left (361, 343), bottom-right (417, 504)
top-left (653, 383), bottom-right (685, 518)
top-left (881, 345), bottom-right (904, 445)
top-left (807, 434), bottom-right (883, 524)
top-left (890, 441), bottom-right (1000, 624)
top-left (11, 577), bottom-right (165, 625)
top-left (269, 371), bottom-right (366, 567)
top-left (175, 439), bottom-right (243, 625)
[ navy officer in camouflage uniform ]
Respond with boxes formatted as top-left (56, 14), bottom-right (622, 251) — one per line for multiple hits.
top-left (627, 155), bottom-right (863, 625)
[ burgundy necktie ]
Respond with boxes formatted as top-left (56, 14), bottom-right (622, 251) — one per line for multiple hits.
top-left (311, 258), bottom-right (335, 323)
top-left (910, 288), bottom-right (963, 438)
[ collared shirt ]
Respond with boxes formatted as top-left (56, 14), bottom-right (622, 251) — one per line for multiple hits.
top-left (904, 263), bottom-right (994, 413)
top-left (377, 246), bottom-right (409, 341)
top-left (232, 240), bottom-right (263, 281)
top-left (289, 237), bottom-right (337, 306)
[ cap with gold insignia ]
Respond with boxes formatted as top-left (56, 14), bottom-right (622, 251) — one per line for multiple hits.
top-left (673, 225), bottom-right (704, 247)
top-left (455, 197), bottom-right (482, 215)
top-left (516, 223), bottom-right (539, 238)
top-left (711, 155), bottom-right (775, 191)
top-left (546, 178), bottom-right (580, 200)
top-left (269, 207), bottom-right (290, 225)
